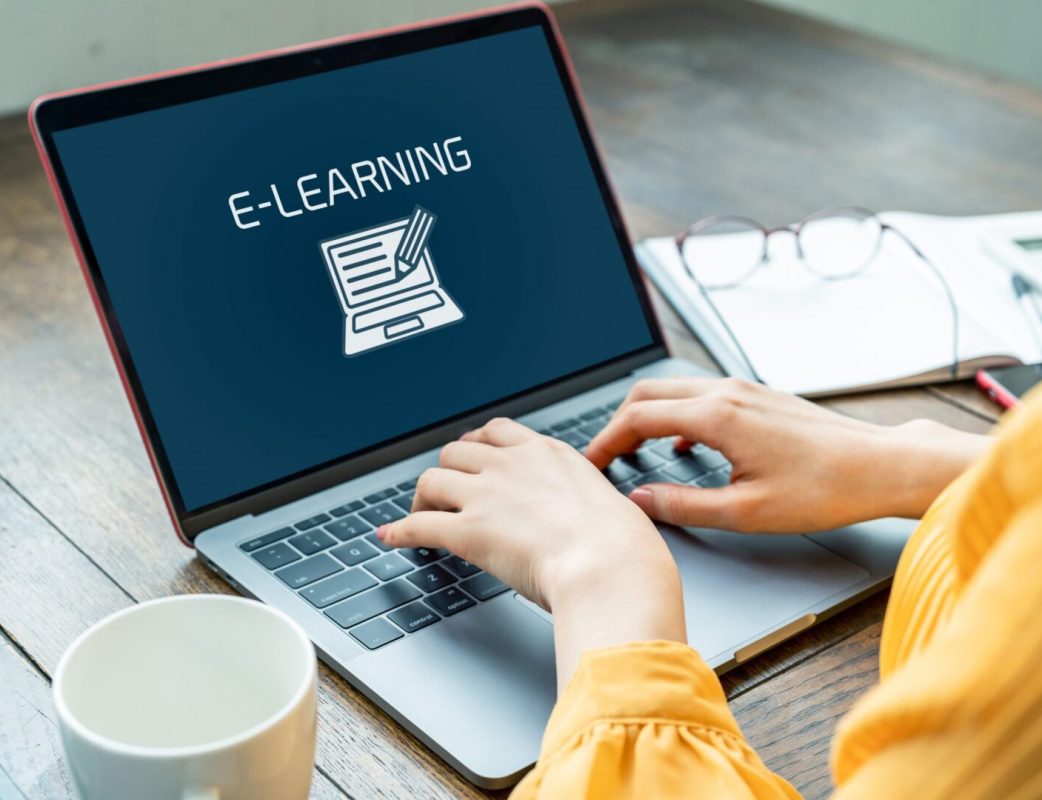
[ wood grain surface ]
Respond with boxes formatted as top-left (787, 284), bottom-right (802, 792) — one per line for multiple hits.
top-left (2, 0), bottom-right (1036, 797)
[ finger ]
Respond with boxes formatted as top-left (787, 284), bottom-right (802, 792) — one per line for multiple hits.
top-left (378, 510), bottom-right (457, 550)
top-left (628, 481), bottom-right (754, 531)
top-left (620, 377), bottom-right (719, 409)
top-left (413, 467), bottom-right (474, 512)
top-left (673, 436), bottom-right (694, 453)
top-left (586, 398), bottom-right (700, 468)
top-left (461, 417), bottom-right (534, 447)
top-left (438, 440), bottom-right (499, 474)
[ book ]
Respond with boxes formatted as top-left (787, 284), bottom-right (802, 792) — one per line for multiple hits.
top-left (634, 210), bottom-right (1042, 397)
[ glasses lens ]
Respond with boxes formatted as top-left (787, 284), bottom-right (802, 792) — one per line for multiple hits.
top-left (681, 218), bottom-right (765, 288)
top-left (798, 211), bottom-right (883, 278)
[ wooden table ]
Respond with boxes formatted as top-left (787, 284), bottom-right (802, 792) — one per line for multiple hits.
top-left (2, 0), bottom-right (1039, 797)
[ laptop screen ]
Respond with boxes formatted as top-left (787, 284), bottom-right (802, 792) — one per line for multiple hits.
top-left (48, 22), bottom-right (657, 515)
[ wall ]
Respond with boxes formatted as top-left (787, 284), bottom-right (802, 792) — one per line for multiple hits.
top-left (0, 1), bottom-right (566, 115)
top-left (757, 0), bottom-right (1042, 90)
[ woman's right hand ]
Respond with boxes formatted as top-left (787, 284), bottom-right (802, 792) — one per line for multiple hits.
top-left (585, 377), bottom-right (990, 533)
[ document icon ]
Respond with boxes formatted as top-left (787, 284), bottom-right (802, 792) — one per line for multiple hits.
top-left (319, 206), bottom-right (464, 356)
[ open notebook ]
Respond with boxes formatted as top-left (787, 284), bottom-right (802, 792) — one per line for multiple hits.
top-left (635, 211), bottom-right (1042, 396)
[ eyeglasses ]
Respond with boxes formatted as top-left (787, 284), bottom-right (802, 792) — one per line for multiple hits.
top-left (674, 206), bottom-right (960, 384)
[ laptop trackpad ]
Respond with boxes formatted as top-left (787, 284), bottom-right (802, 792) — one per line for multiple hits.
top-left (663, 525), bottom-right (870, 665)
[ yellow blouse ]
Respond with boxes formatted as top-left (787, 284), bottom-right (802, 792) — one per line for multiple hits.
top-left (513, 386), bottom-right (1042, 799)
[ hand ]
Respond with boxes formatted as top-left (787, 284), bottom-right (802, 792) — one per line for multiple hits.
top-left (586, 377), bottom-right (991, 533)
top-left (377, 418), bottom-right (686, 688)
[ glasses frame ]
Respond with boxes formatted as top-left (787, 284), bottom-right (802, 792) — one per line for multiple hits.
top-left (674, 206), bottom-right (960, 385)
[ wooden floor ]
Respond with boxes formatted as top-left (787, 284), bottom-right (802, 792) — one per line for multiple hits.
top-left (2, 0), bottom-right (1039, 797)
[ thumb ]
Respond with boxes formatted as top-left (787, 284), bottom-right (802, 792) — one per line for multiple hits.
top-left (628, 482), bottom-right (751, 531)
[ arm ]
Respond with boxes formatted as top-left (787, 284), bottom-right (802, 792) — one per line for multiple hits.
top-left (586, 378), bottom-right (990, 532)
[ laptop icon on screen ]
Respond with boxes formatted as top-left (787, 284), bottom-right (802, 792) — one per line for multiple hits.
top-left (319, 205), bottom-right (464, 356)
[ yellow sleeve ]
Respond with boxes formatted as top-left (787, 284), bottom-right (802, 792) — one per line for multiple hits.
top-left (511, 641), bottom-right (799, 800)
top-left (832, 485), bottom-right (1042, 799)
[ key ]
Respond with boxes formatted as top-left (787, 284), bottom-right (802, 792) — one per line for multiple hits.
top-left (396, 478), bottom-right (418, 491)
top-left (363, 488), bottom-right (397, 504)
top-left (288, 529), bottom-right (336, 555)
top-left (696, 469), bottom-right (731, 489)
top-left (558, 430), bottom-right (588, 449)
top-left (692, 445), bottom-right (729, 471)
top-left (240, 527), bottom-right (294, 552)
top-left (399, 546), bottom-right (447, 566)
top-left (300, 568), bottom-right (377, 608)
top-left (363, 553), bottom-right (414, 582)
top-left (329, 500), bottom-right (364, 517)
top-left (550, 417), bottom-right (581, 432)
top-left (392, 493), bottom-right (415, 512)
top-left (647, 438), bottom-right (682, 459)
top-left (425, 586), bottom-right (476, 617)
top-left (325, 579), bottom-right (422, 628)
top-left (323, 515), bottom-right (372, 541)
top-left (630, 469), bottom-right (672, 487)
top-left (406, 564), bottom-right (455, 592)
top-left (604, 460), bottom-right (640, 485)
top-left (460, 573), bottom-right (509, 601)
top-left (622, 450), bottom-right (666, 473)
top-left (294, 513), bottom-right (331, 531)
top-left (443, 555), bottom-right (481, 579)
top-left (252, 542), bottom-right (300, 570)
top-left (578, 408), bottom-right (605, 421)
top-left (577, 421), bottom-right (604, 439)
top-left (349, 618), bottom-right (403, 650)
top-left (662, 458), bottom-right (709, 483)
top-left (330, 539), bottom-right (379, 567)
top-left (359, 502), bottom-right (406, 527)
top-left (275, 553), bottom-right (342, 589)
top-left (387, 602), bottom-right (440, 633)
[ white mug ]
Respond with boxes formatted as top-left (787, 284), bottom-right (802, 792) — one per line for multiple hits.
top-left (53, 595), bottom-right (317, 800)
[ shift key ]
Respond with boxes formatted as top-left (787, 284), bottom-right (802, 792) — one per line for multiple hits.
top-left (325, 579), bottom-right (421, 629)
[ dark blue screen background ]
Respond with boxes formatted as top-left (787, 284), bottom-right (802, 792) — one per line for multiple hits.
top-left (53, 26), bottom-right (655, 512)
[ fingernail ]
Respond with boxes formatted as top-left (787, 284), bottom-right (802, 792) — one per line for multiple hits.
top-left (629, 487), bottom-right (653, 511)
top-left (375, 525), bottom-right (388, 541)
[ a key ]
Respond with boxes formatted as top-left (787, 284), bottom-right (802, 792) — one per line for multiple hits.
top-left (325, 579), bottom-right (422, 628)
top-left (604, 460), bottom-right (640, 485)
top-left (392, 493), bottom-right (415, 513)
top-left (662, 458), bottom-right (709, 483)
top-left (363, 553), bottom-right (414, 582)
top-left (240, 527), bottom-right (294, 552)
top-left (323, 515), bottom-right (372, 541)
top-left (274, 553), bottom-right (342, 589)
top-left (294, 513), bottom-right (331, 531)
top-left (406, 564), bottom-right (455, 592)
top-left (460, 573), bottom-right (509, 601)
top-left (328, 500), bottom-right (364, 517)
top-left (363, 488), bottom-right (397, 504)
top-left (443, 555), bottom-right (481, 579)
top-left (399, 546), bottom-right (447, 566)
top-left (359, 502), bottom-right (406, 527)
top-left (330, 539), bottom-right (380, 567)
top-left (252, 542), bottom-right (301, 570)
top-left (349, 618), bottom-right (403, 650)
top-left (622, 450), bottom-right (666, 473)
top-left (696, 469), bottom-right (731, 489)
top-left (396, 478), bottom-right (419, 491)
top-left (288, 529), bottom-right (336, 555)
top-left (300, 568), bottom-right (377, 608)
top-left (425, 586), bottom-right (476, 617)
top-left (387, 602), bottom-right (440, 633)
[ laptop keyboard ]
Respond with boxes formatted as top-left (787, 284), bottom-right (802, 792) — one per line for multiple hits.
top-left (238, 397), bottom-right (732, 650)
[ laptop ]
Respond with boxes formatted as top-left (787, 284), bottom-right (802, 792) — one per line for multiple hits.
top-left (30, 3), bottom-right (915, 788)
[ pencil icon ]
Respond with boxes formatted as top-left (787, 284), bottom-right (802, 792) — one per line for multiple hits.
top-left (395, 205), bottom-right (437, 279)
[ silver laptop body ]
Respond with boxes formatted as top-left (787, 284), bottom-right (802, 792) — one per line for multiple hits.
top-left (196, 351), bottom-right (912, 787)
